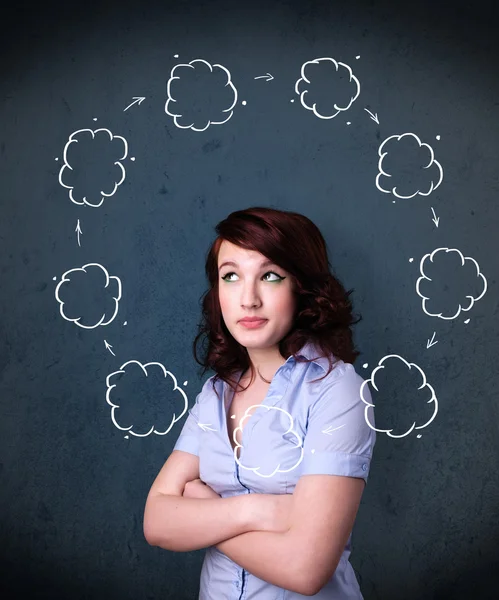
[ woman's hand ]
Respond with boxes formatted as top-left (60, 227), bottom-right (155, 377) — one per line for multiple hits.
top-left (183, 478), bottom-right (221, 500)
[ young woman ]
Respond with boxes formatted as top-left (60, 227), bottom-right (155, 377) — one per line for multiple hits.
top-left (143, 206), bottom-right (376, 599)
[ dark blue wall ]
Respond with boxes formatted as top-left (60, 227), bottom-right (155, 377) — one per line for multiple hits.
top-left (1, 0), bottom-right (498, 598)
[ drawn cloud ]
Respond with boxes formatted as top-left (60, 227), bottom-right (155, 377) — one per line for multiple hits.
top-left (294, 57), bottom-right (360, 119)
top-left (165, 58), bottom-right (238, 131)
top-left (55, 263), bottom-right (122, 329)
top-left (58, 128), bottom-right (128, 208)
top-left (233, 406), bottom-right (304, 477)
top-left (416, 247), bottom-right (487, 319)
top-left (360, 354), bottom-right (438, 438)
top-left (106, 362), bottom-right (189, 437)
top-left (376, 132), bottom-right (443, 199)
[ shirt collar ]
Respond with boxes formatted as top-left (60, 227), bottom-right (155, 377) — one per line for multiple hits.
top-left (218, 340), bottom-right (331, 395)
top-left (294, 340), bottom-right (331, 374)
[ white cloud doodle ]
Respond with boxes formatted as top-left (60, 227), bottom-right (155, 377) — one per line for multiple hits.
top-left (416, 247), bottom-right (487, 320)
top-left (294, 57), bottom-right (360, 119)
top-left (106, 362), bottom-right (188, 437)
top-left (376, 132), bottom-right (443, 199)
top-left (54, 263), bottom-right (122, 329)
top-left (233, 405), bottom-right (304, 477)
top-left (360, 354), bottom-right (438, 438)
top-left (58, 128), bottom-right (128, 208)
top-left (165, 58), bottom-right (238, 131)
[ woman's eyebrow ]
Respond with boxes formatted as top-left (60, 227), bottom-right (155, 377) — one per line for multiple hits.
top-left (218, 259), bottom-right (276, 271)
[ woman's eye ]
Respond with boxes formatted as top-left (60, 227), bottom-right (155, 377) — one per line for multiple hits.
top-left (221, 271), bottom-right (283, 282)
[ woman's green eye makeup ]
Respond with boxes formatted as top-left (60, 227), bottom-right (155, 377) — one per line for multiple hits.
top-left (221, 271), bottom-right (285, 283)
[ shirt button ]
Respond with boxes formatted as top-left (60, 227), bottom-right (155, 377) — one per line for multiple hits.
top-left (362, 464), bottom-right (367, 471)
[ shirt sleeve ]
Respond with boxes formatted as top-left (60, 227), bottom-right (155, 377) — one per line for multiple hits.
top-left (301, 362), bottom-right (376, 484)
top-left (173, 375), bottom-right (215, 457)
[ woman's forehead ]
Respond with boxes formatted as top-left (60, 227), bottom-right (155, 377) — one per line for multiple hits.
top-left (218, 241), bottom-right (268, 264)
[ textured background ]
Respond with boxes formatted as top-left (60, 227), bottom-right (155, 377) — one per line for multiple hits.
top-left (1, 0), bottom-right (498, 598)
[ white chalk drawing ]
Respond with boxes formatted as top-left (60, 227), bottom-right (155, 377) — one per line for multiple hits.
top-left (254, 73), bottom-right (273, 82)
top-left (360, 354), bottom-right (438, 438)
top-left (295, 57), bottom-right (360, 119)
top-left (364, 108), bottom-right (379, 124)
top-left (58, 128), bottom-right (128, 208)
top-left (322, 424), bottom-right (346, 435)
top-left (231, 405), bottom-right (304, 478)
top-left (427, 332), bottom-right (438, 349)
top-left (431, 207), bottom-right (440, 227)
top-left (123, 96), bottom-right (146, 112)
top-left (165, 59), bottom-right (238, 131)
top-left (198, 423), bottom-right (217, 432)
top-left (416, 247), bottom-right (487, 319)
top-left (75, 219), bottom-right (83, 246)
top-left (376, 132), bottom-right (443, 199)
top-left (54, 263), bottom-right (122, 329)
top-left (106, 362), bottom-right (188, 436)
top-left (104, 340), bottom-right (116, 356)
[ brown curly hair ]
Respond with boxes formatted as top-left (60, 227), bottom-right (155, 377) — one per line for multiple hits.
top-left (192, 206), bottom-right (362, 398)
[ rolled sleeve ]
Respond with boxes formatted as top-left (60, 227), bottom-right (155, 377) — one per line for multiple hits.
top-left (173, 376), bottom-right (214, 457)
top-left (301, 364), bottom-right (376, 484)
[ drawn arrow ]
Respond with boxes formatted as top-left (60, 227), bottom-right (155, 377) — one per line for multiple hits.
top-left (198, 423), bottom-right (217, 432)
top-left (104, 340), bottom-right (116, 356)
top-left (321, 424), bottom-right (346, 435)
top-left (426, 332), bottom-right (438, 349)
top-left (431, 207), bottom-right (440, 228)
top-left (254, 73), bottom-right (274, 82)
top-left (124, 97), bottom-right (146, 112)
top-left (364, 108), bottom-right (379, 124)
top-left (75, 219), bottom-right (82, 247)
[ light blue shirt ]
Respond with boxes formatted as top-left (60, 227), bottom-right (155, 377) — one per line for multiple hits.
top-left (173, 341), bottom-right (376, 599)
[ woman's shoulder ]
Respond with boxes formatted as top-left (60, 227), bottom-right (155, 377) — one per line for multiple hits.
top-left (297, 343), bottom-right (362, 386)
top-left (195, 372), bottom-right (230, 403)
top-left (197, 374), bottom-right (219, 399)
top-left (308, 354), bottom-right (353, 378)
top-left (304, 356), bottom-right (366, 392)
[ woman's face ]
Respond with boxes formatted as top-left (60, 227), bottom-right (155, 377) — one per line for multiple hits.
top-left (217, 240), bottom-right (297, 352)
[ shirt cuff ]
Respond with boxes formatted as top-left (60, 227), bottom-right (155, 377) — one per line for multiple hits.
top-left (301, 450), bottom-right (372, 482)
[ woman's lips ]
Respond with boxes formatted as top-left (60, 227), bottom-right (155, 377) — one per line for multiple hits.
top-left (239, 319), bottom-right (268, 329)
